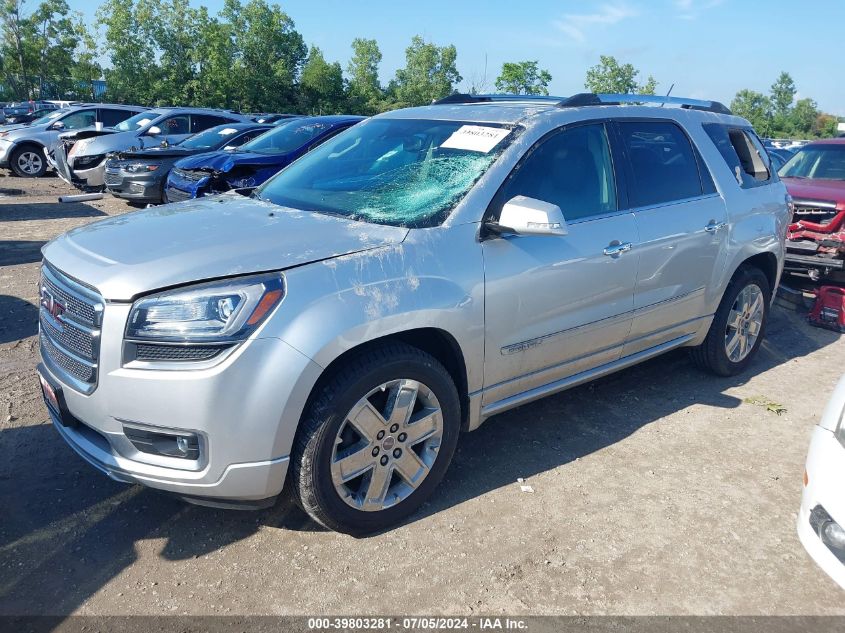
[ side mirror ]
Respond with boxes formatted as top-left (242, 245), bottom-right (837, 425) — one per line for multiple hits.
top-left (51, 121), bottom-right (65, 131)
top-left (147, 125), bottom-right (161, 136)
top-left (489, 195), bottom-right (568, 237)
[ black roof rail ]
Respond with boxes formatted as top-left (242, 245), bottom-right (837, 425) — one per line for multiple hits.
top-left (557, 92), bottom-right (732, 115)
top-left (434, 93), bottom-right (567, 105)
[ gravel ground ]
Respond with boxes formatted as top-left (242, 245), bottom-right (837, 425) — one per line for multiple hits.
top-left (1, 173), bottom-right (843, 616)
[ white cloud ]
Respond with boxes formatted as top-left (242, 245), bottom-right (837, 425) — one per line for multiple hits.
top-left (553, 3), bottom-right (639, 43)
top-left (674, 0), bottom-right (726, 20)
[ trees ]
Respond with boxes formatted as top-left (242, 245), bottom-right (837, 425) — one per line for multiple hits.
top-left (392, 36), bottom-right (461, 107)
top-left (584, 55), bottom-right (656, 95)
top-left (300, 46), bottom-right (345, 114)
top-left (730, 72), bottom-right (839, 139)
top-left (346, 38), bottom-right (384, 115)
top-left (730, 89), bottom-right (772, 136)
top-left (495, 60), bottom-right (551, 95)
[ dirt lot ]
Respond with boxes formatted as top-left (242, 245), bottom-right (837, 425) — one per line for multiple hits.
top-left (1, 173), bottom-right (843, 616)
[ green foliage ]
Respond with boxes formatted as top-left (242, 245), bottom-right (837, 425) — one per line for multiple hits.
top-left (584, 55), bottom-right (656, 95)
top-left (346, 37), bottom-right (384, 115)
top-left (300, 46), bottom-right (345, 114)
top-left (495, 60), bottom-right (551, 95)
top-left (392, 36), bottom-right (461, 107)
top-left (730, 71), bottom-right (838, 139)
top-left (730, 89), bottom-right (773, 136)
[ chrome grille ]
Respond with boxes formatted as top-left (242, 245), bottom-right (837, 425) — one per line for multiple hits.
top-left (104, 169), bottom-right (122, 186)
top-left (793, 199), bottom-right (839, 224)
top-left (166, 186), bottom-right (193, 202)
top-left (39, 264), bottom-right (103, 393)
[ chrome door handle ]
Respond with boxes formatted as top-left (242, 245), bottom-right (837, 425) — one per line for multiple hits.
top-left (704, 221), bottom-right (727, 233)
top-left (603, 241), bottom-right (633, 256)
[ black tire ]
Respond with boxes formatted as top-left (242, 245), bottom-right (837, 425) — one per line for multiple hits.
top-left (690, 265), bottom-right (771, 376)
top-left (290, 342), bottom-right (461, 535)
top-left (9, 144), bottom-right (47, 177)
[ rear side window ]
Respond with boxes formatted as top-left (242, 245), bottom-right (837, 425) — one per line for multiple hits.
top-left (191, 114), bottom-right (231, 133)
top-left (617, 120), bottom-right (703, 207)
top-left (703, 124), bottom-right (771, 188)
top-left (99, 108), bottom-right (138, 127)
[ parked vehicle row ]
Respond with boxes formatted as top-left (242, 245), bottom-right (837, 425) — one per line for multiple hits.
top-left (36, 92), bottom-right (790, 534)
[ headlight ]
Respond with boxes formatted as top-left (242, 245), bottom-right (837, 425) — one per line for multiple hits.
top-left (126, 273), bottom-right (285, 343)
top-left (0, 131), bottom-right (9, 138)
top-left (124, 162), bottom-right (160, 173)
top-left (74, 153), bottom-right (106, 169)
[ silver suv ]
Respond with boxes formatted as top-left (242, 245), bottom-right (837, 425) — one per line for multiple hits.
top-left (0, 103), bottom-right (145, 177)
top-left (37, 93), bottom-right (790, 534)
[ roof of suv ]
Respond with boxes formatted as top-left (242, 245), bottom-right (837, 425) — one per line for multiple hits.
top-left (380, 93), bottom-right (737, 126)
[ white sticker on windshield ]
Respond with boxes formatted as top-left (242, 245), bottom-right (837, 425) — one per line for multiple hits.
top-left (440, 125), bottom-right (510, 153)
top-left (136, 118), bottom-right (152, 127)
top-left (219, 128), bottom-right (238, 135)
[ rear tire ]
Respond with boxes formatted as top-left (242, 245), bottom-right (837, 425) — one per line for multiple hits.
top-left (690, 265), bottom-right (770, 376)
top-left (290, 342), bottom-right (461, 535)
top-left (9, 145), bottom-right (47, 177)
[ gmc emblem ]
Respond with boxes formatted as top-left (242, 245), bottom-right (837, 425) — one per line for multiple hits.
top-left (40, 286), bottom-right (66, 322)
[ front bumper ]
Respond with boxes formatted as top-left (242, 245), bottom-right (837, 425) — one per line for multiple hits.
top-left (72, 159), bottom-right (108, 189)
top-left (797, 425), bottom-right (845, 590)
top-left (105, 168), bottom-right (166, 203)
top-left (39, 300), bottom-right (323, 502)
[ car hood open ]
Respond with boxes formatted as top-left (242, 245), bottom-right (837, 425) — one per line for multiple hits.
top-left (42, 193), bottom-right (408, 301)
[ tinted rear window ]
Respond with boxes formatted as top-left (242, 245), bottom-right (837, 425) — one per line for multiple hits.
top-left (618, 121), bottom-right (703, 207)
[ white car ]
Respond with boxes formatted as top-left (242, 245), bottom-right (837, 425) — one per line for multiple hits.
top-left (798, 375), bottom-right (845, 590)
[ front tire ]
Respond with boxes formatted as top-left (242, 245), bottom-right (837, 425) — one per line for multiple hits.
top-left (291, 342), bottom-right (461, 535)
top-left (9, 145), bottom-right (47, 177)
top-left (690, 265), bottom-right (771, 376)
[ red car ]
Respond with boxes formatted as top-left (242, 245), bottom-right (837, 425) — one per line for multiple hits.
top-left (781, 138), bottom-right (845, 282)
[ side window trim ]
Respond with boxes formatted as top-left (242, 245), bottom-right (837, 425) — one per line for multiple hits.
top-left (612, 117), bottom-right (707, 211)
top-left (484, 119), bottom-right (623, 224)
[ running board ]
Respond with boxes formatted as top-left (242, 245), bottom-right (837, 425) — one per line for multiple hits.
top-left (480, 333), bottom-right (695, 420)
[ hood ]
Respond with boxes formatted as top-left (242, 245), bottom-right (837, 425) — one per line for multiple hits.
top-left (782, 177), bottom-right (845, 206)
top-left (42, 193), bottom-right (408, 300)
top-left (175, 150), bottom-right (290, 173)
top-left (118, 146), bottom-right (198, 160)
top-left (76, 130), bottom-right (155, 157)
top-left (2, 122), bottom-right (46, 136)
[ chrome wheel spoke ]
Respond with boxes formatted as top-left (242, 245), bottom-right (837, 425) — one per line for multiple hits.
top-left (362, 465), bottom-right (392, 509)
top-left (393, 449), bottom-right (429, 487)
top-left (386, 380), bottom-right (419, 427)
top-left (726, 332), bottom-right (741, 360)
top-left (348, 401), bottom-right (387, 443)
top-left (728, 308), bottom-right (743, 330)
top-left (404, 408), bottom-right (441, 446)
top-left (332, 444), bottom-right (376, 483)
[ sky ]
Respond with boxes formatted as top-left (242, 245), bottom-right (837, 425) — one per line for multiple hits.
top-left (65, 0), bottom-right (845, 116)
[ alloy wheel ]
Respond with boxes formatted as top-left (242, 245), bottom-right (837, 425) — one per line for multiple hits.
top-left (724, 283), bottom-right (764, 362)
top-left (331, 379), bottom-right (443, 512)
top-left (16, 151), bottom-right (43, 175)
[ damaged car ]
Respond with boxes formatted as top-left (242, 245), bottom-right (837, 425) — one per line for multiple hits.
top-left (104, 123), bottom-right (272, 205)
top-left (0, 103), bottom-right (145, 177)
top-left (37, 93), bottom-right (788, 534)
top-left (164, 115), bottom-right (363, 202)
top-left (52, 107), bottom-right (252, 192)
top-left (779, 139), bottom-right (845, 282)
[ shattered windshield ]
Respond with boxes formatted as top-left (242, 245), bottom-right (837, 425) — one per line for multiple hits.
top-left (256, 118), bottom-right (515, 227)
top-left (114, 111), bottom-right (162, 132)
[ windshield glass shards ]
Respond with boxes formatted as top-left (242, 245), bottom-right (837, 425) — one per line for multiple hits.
top-left (257, 118), bottom-right (515, 227)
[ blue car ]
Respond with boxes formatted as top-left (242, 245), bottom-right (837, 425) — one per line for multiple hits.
top-left (165, 115), bottom-right (364, 201)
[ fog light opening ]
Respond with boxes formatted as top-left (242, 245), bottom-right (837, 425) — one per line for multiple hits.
top-left (123, 425), bottom-right (200, 460)
top-left (822, 521), bottom-right (845, 550)
top-left (810, 505), bottom-right (845, 564)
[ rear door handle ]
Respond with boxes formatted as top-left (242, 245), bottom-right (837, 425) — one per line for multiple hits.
top-left (603, 241), bottom-right (633, 256)
top-left (704, 221), bottom-right (727, 233)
